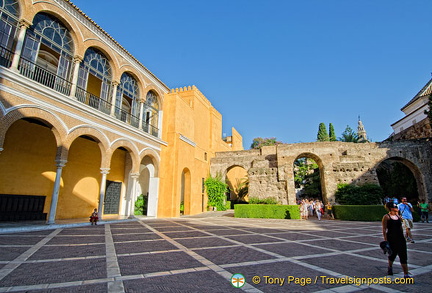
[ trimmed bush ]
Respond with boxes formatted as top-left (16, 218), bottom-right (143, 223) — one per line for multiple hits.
top-left (333, 205), bottom-right (421, 221)
top-left (248, 197), bottom-right (279, 205)
top-left (225, 201), bottom-right (231, 210)
top-left (234, 204), bottom-right (300, 219)
top-left (335, 184), bottom-right (384, 205)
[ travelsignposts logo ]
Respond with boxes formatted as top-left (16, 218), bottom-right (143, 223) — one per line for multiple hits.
top-left (231, 273), bottom-right (246, 288)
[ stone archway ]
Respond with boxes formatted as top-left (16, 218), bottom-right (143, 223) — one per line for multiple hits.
top-left (226, 165), bottom-right (248, 202)
top-left (293, 153), bottom-right (325, 202)
top-left (377, 157), bottom-right (426, 202)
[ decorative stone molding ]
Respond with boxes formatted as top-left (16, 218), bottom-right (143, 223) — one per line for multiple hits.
top-left (179, 134), bottom-right (196, 147)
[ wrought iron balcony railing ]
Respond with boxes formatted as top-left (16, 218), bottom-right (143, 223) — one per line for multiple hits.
top-left (18, 58), bottom-right (72, 96)
top-left (0, 46), bottom-right (13, 68)
top-left (75, 87), bottom-right (111, 115)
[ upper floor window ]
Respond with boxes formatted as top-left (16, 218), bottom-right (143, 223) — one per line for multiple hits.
top-left (116, 73), bottom-right (140, 125)
top-left (31, 13), bottom-right (73, 53)
top-left (20, 13), bottom-right (74, 94)
top-left (77, 48), bottom-right (112, 102)
top-left (143, 90), bottom-right (159, 135)
top-left (0, 0), bottom-right (19, 50)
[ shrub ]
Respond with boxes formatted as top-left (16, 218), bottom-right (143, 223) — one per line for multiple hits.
top-left (248, 197), bottom-right (279, 205)
top-left (134, 194), bottom-right (147, 215)
top-left (234, 204), bottom-right (300, 219)
top-left (333, 205), bottom-right (387, 221)
top-left (205, 174), bottom-right (228, 211)
top-left (335, 183), bottom-right (384, 205)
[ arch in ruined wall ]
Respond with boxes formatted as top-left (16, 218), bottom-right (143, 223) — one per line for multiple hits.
top-left (225, 165), bottom-right (248, 201)
top-left (376, 156), bottom-right (427, 201)
top-left (293, 152), bottom-right (326, 202)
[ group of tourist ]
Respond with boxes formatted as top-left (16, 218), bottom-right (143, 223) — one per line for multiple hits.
top-left (298, 199), bottom-right (334, 220)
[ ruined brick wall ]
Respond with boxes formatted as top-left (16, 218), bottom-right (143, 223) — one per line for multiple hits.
top-left (392, 118), bottom-right (432, 141)
top-left (210, 140), bottom-right (432, 204)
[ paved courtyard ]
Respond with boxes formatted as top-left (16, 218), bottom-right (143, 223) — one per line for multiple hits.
top-left (0, 215), bottom-right (431, 292)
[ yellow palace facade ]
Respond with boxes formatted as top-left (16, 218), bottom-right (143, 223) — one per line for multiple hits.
top-left (0, 0), bottom-right (242, 223)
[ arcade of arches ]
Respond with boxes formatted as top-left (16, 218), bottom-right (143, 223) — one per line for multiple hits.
top-left (210, 140), bottom-right (432, 204)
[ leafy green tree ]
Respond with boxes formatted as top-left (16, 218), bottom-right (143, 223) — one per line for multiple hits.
top-left (294, 158), bottom-right (321, 198)
top-left (250, 137), bottom-right (282, 149)
top-left (204, 173), bottom-right (228, 211)
top-left (376, 161), bottom-right (418, 201)
top-left (339, 125), bottom-right (359, 142)
top-left (329, 123), bottom-right (337, 141)
top-left (317, 123), bottom-right (329, 141)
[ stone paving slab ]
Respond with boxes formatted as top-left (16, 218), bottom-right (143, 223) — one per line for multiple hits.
top-left (0, 217), bottom-right (430, 292)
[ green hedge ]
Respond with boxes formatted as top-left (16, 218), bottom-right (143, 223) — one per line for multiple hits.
top-left (225, 201), bottom-right (231, 210)
top-left (333, 205), bottom-right (421, 221)
top-left (234, 204), bottom-right (300, 219)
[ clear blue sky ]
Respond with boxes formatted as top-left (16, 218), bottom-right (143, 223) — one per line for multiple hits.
top-left (71, 0), bottom-right (432, 148)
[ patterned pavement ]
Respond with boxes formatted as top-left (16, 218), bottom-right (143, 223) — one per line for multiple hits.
top-left (0, 216), bottom-right (431, 292)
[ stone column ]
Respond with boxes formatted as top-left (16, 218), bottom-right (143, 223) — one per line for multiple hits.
top-left (110, 81), bottom-right (119, 116)
top-left (138, 101), bottom-right (144, 129)
top-left (69, 56), bottom-right (83, 99)
top-left (47, 160), bottom-right (67, 224)
top-left (127, 173), bottom-right (140, 218)
top-left (157, 110), bottom-right (163, 138)
top-left (146, 177), bottom-right (159, 217)
top-left (97, 168), bottom-right (110, 220)
top-left (11, 19), bottom-right (31, 71)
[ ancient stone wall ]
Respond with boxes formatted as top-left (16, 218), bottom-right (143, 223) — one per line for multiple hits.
top-left (210, 140), bottom-right (432, 204)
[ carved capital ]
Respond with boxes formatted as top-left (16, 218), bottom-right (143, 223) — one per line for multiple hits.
top-left (100, 168), bottom-right (110, 175)
top-left (55, 159), bottom-right (67, 168)
top-left (130, 172), bottom-right (140, 179)
top-left (19, 19), bottom-right (32, 29)
top-left (73, 55), bottom-right (83, 63)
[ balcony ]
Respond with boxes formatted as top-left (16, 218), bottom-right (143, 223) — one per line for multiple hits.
top-left (0, 46), bottom-right (160, 138)
top-left (18, 57), bottom-right (72, 96)
top-left (0, 46), bottom-right (13, 68)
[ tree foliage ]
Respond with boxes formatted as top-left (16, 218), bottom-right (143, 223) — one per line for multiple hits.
top-left (329, 123), bottom-right (337, 141)
top-left (339, 125), bottom-right (359, 142)
top-left (234, 177), bottom-right (249, 201)
top-left (294, 158), bottom-right (321, 198)
top-left (335, 184), bottom-right (384, 205)
top-left (204, 173), bottom-right (228, 211)
top-left (317, 123), bottom-right (329, 141)
top-left (376, 161), bottom-right (418, 201)
top-left (250, 137), bottom-right (282, 149)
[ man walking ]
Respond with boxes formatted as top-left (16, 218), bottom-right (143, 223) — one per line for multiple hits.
top-left (398, 197), bottom-right (415, 243)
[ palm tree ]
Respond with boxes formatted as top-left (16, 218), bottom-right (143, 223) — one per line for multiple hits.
top-left (339, 125), bottom-right (359, 142)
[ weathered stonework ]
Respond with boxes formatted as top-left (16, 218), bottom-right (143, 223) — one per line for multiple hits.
top-left (211, 140), bottom-right (432, 204)
top-left (391, 117), bottom-right (432, 141)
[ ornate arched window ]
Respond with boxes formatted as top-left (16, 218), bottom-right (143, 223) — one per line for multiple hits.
top-left (20, 13), bottom-right (74, 94)
top-left (116, 73), bottom-right (140, 126)
top-left (0, 0), bottom-right (19, 60)
top-left (143, 91), bottom-right (159, 136)
top-left (76, 48), bottom-right (112, 112)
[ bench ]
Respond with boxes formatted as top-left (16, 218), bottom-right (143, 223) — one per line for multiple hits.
top-left (0, 194), bottom-right (47, 221)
